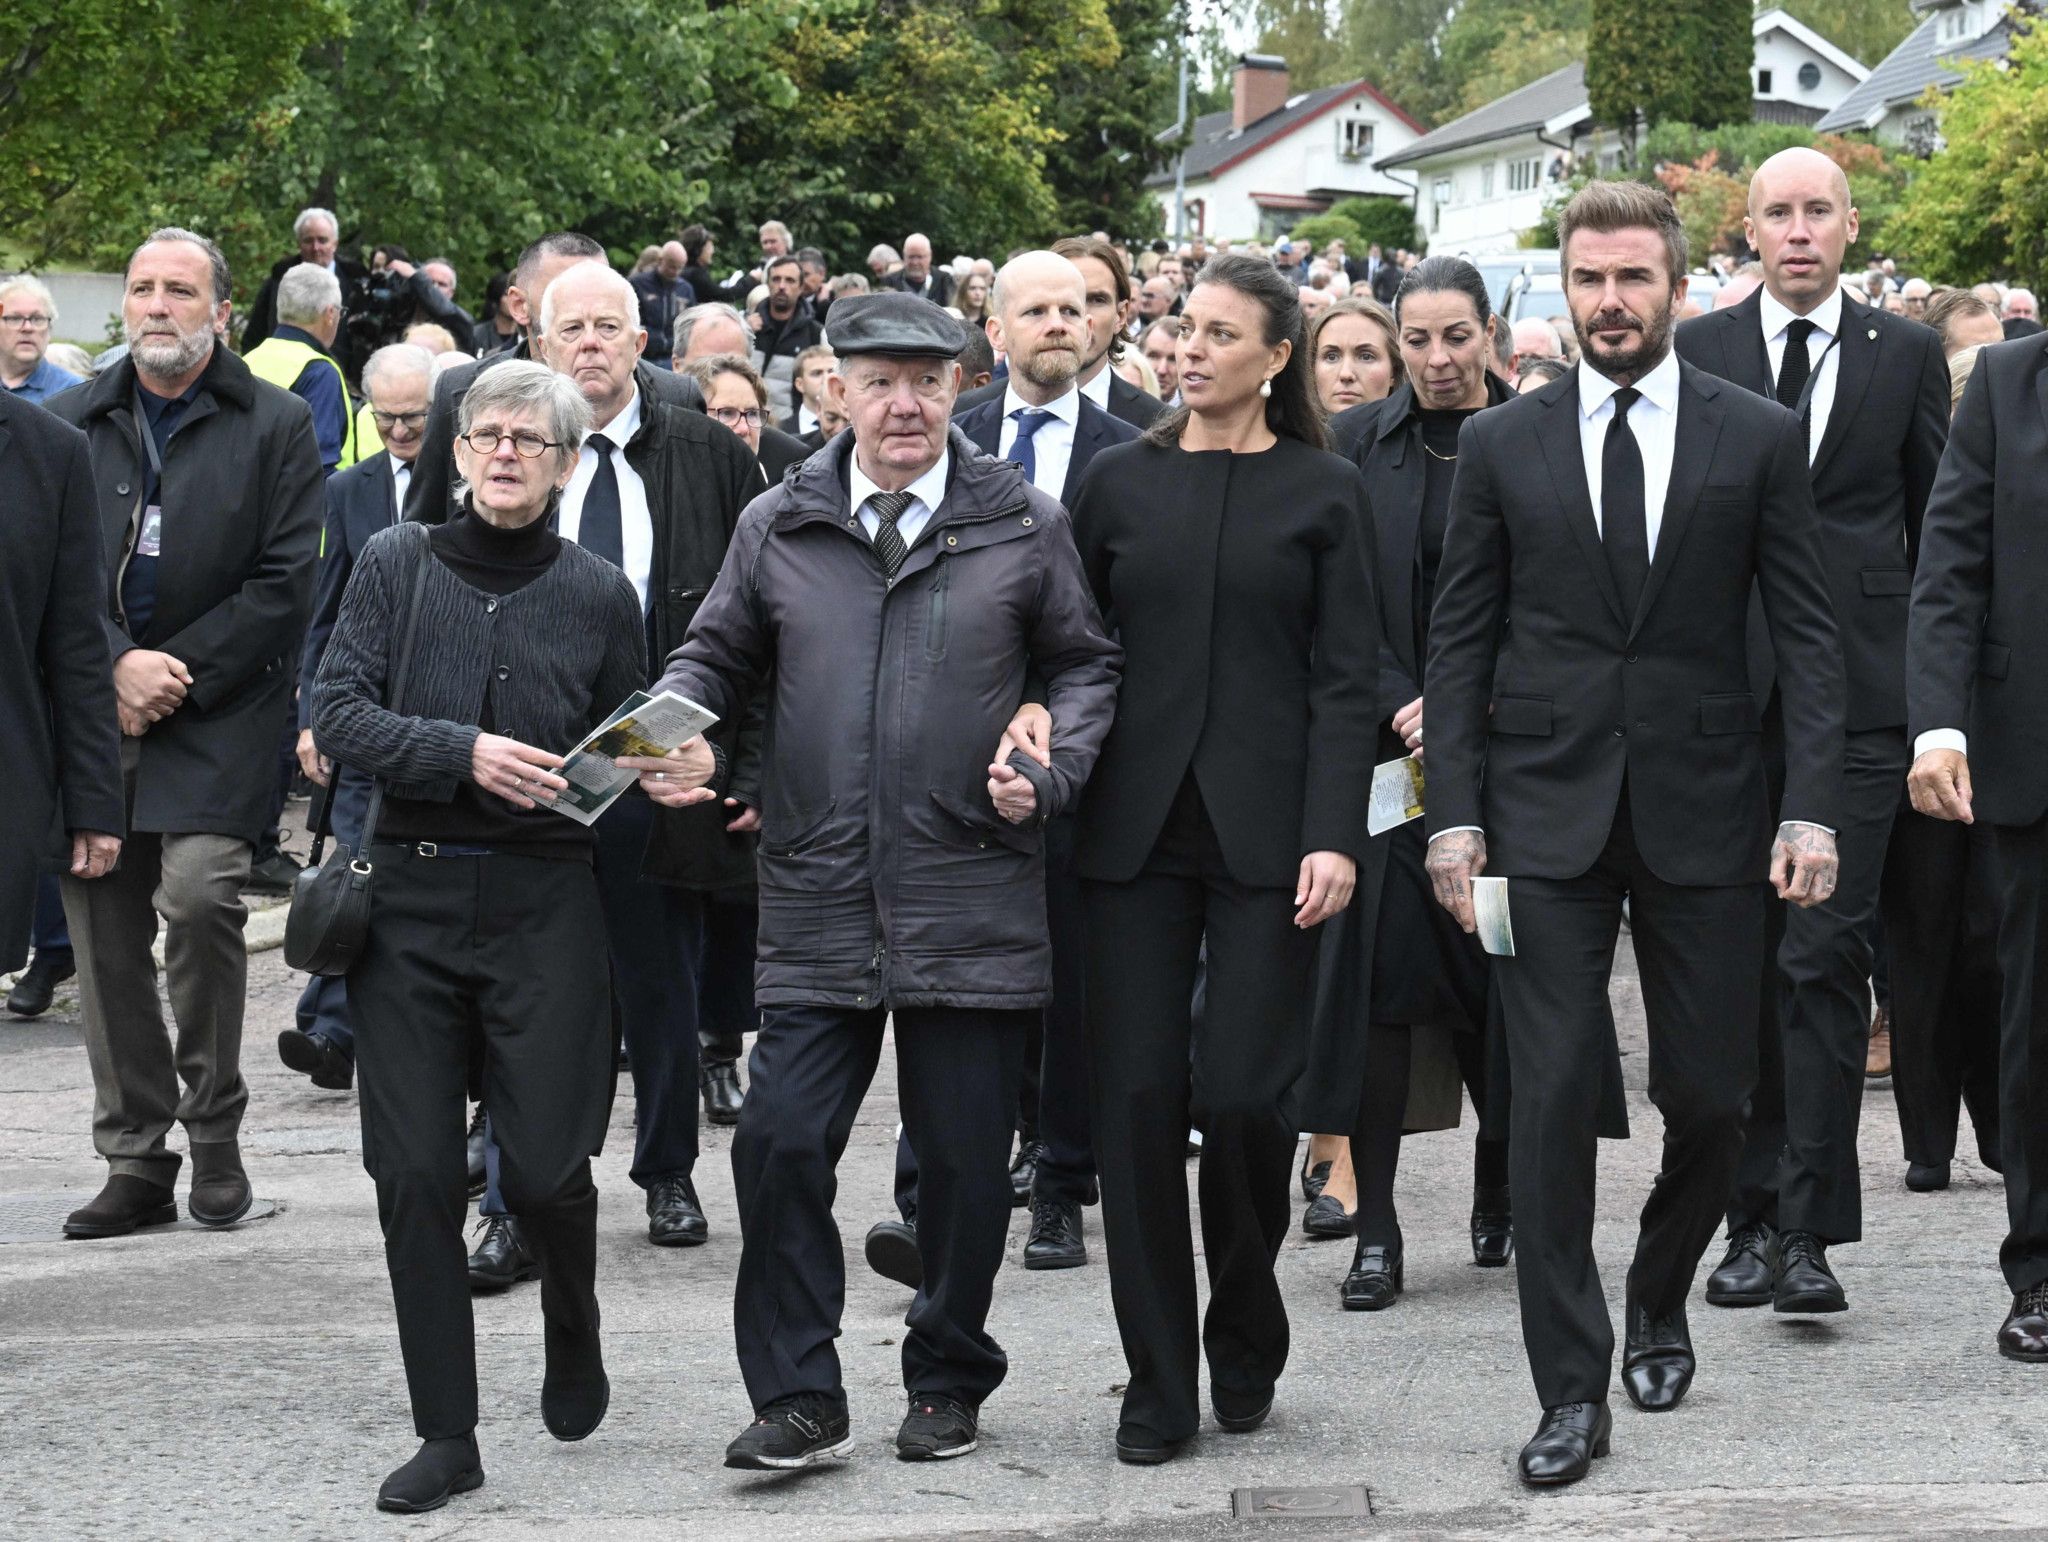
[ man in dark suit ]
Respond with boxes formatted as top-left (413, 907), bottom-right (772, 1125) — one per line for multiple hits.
top-left (242, 206), bottom-right (371, 382)
top-left (1675, 148), bottom-right (1951, 1314)
top-left (277, 342), bottom-right (438, 1091)
top-left (1908, 330), bottom-right (2048, 1364)
top-left (953, 237), bottom-right (1166, 432)
top-left (871, 251), bottom-right (1140, 1283)
top-left (884, 233), bottom-right (956, 307)
top-left (1424, 182), bottom-right (1846, 1486)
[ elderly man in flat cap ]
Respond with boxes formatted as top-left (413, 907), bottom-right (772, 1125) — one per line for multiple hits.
top-left (623, 291), bottom-right (1122, 1470)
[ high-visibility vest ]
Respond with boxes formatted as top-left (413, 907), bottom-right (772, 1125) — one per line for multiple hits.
top-left (242, 334), bottom-right (358, 469)
top-left (354, 399), bottom-right (383, 460)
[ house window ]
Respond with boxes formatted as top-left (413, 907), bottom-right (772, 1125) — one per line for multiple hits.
top-left (1506, 157), bottom-right (1541, 193)
top-left (1480, 162), bottom-right (1495, 199)
top-left (1798, 61), bottom-right (1822, 91)
top-left (1341, 116), bottom-right (1375, 160)
top-left (1758, 67), bottom-right (1774, 93)
top-left (1433, 176), bottom-right (1452, 227)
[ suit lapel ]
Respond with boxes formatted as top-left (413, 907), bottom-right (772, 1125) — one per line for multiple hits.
top-left (1363, 394), bottom-right (1426, 678)
top-left (1060, 406), bottom-right (1110, 508)
top-left (1632, 363), bottom-right (1725, 639)
top-left (963, 403), bottom-right (1001, 460)
top-left (1731, 291), bottom-right (1774, 398)
top-left (1537, 372), bottom-right (1627, 630)
top-left (1811, 305), bottom-right (1877, 478)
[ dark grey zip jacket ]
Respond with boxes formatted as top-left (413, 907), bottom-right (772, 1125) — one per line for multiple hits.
top-left (653, 425), bottom-right (1122, 1010)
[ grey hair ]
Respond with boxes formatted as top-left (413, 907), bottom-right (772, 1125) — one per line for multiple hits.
top-left (759, 220), bottom-right (793, 246)
top-left (537, 260), bottom-right (640, 334)
top-left (293, 207), bottom-right (339, 241)
top-left (829, 273), bottom-right (871, 298)
top-left (276, 262), bottom-right (342, 326)
top-left (456, 359), bottom-right (591, 469)
top-left (360, 342), bottom-right (436, 396)
top-left (130, 227), bottom-right (232, 306)
top-left (423, 257), bottom-right (458, 288)
top-left (0, 273), bottom-right (57, 326)
top-left (673, 302), bottom-right (750, 358)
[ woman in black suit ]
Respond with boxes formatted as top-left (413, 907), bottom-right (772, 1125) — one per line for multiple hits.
top-left (1069, 253), bottom-right (1380, 1463)
top-left (1300, 258), bottom-right (1518, 1310)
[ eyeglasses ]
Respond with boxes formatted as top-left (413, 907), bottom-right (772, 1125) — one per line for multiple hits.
top-left (0, 313), bottom-right (52, 330)
top-left (710, 406), bottom-right (764, 428)
top-left (372, 410), bottom-right (427, 431)
top-left (459, 427), bottom-right (559, 458)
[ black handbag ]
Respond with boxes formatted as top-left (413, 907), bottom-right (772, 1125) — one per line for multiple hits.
top-left (284, 526), bottom-right (435, 976)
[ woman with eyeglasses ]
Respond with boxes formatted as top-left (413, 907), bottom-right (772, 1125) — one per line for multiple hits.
top-left (680, 352), bottom-right (769, 457)
top-left (313, 360), bottom-right (663, 1514)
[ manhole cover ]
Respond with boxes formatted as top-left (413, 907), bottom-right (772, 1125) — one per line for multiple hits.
top-left (1231, 1486), bottom-right (1372, 1520)
top-left (0, 1192), bottom-right (280, 1244)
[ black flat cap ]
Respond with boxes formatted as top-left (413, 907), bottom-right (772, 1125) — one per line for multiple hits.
top-left (824, 291), bottom-right (970, 360)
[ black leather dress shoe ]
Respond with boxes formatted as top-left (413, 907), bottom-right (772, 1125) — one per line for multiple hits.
top-left (1023, 1196), bottom-right (1086, 1269)
top-left (701, 1060), bottom-right (744, 1126)
top-left (1998, 1283), bottom-right (2048, 1362)
top-left (1301, 1193), bottom-right (1351, 1239)
top-left (242, 849), bottom-right (303, 896)
top-left (1906, 1160), bottom-right (1951, 1192)
top-left (1471, 1182), bottom-right (1513, 1266)
top-left (6, 951), bottom-right (74, 1017)
top-left (864, 1217), bottom-right (923, 1290)
top-left (376, 1434), bottom-right (484, 1513)
top-left (62, 1174), bottom-right (178, 1238)
top-left (277, 1026), bottom-right (354, 1090)
top-left (1772, 1229), bottom-right (1847, 1313)
top-left (1704, 1222), bottom-right (1775, 1306)
top-left (1115, 1424), bottom-right (1189, 1464)
top-left (647, 1174), bottom-right (708, 1247)
top-left (465, 1105), bottom-right (488, 1199)
top-left (188, 1139), bottom-right (253, 1227)
top-left (1299, 1158), bottom-right (1331, 1203)
top-left (1212, 1386), bottom-right (1273, 1433)
top-left (1009, 1140), bottom-right (1042, 1208)
top-left (1340, 1243), bottom-right (1403, 1311)
top-left (1621, 1289), bottom-right (1695, 1411)
top-left (468, 1215), bottom-right (540, 1291)
top-left (1518, 1401), bottom-right (1611, 1487)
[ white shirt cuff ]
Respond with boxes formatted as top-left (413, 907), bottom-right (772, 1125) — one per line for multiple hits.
top-left (1914, 729), bottom-right (1968, 759)
top-left (1427, 826), bottom-right (1483, 843)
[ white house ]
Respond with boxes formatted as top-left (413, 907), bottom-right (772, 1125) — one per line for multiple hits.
top-left (1380, 9), bottom-right (1869, 256)
top-left (1149, 54), bottom-right (1424, 241)
top-left (1815, 0), bottom-right (2015, 152)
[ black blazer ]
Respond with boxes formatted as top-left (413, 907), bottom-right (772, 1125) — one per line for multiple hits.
top-left (885, 269), bottom-right (956, 308)
top-left (1909, 334), bottom-right (2048, 826)
top-left (1425, 361), bottom-right (1846, 886)
top-left (756, 423), bottom-right (812, 488)
top-left (1070, 436), bottom-right (1381, 886)
top-left (955, 370), bottom-right (1168, 432)
top-left (298, 451), bottom-right (400, 730)
top-left (952, 391), bottom-right (1140, 508)
top-left (1675, 289), bottom-right (1948, 730)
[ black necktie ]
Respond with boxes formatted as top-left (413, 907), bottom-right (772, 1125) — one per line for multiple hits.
top-left (868, 489), bottom-right (912, 578)
top-left (1776, 317), bottom-right (1816, 457)
top-left (580, 431), bottom-right (624, 569)
top-left (1603, 387), bottom-right (1649, 616)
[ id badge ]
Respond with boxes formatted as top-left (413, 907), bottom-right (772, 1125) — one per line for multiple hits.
top-left (137, 504), bottom-right (163, 559)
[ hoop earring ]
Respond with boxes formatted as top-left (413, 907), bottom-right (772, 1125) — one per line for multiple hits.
top-left (1259, 377), bottom-right (1273, 399)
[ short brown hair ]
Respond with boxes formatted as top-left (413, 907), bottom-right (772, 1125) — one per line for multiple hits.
top-left (1557, 180), bottom-right (1688, 283)
top-left (1055, 235), bottom-right (1133, 361)
top-left (679, 351), bottom-right (767, 407)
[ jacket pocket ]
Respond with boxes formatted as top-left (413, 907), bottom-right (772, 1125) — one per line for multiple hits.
top-left (1698, 692), bottom-right (1761, 735)
top-left (1489, 695), bottom-right (1553, 736)
top-left (1860, 568), bottom-right (1911, 597)
top-left (1981, 642), bottom-right (2012, 680)
top-left (762, 799), bottom-right (836, 856)
top-left (929, 788), bottom-right (1041, 855)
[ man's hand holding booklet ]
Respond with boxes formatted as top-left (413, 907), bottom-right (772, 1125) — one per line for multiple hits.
top-left (556, 690), bottom-right (720, 825)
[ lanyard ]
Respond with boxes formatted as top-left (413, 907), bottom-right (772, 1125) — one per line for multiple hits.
top-left (132, 384), bottom-right (166, 477)
top-left (1790, 329), bottom-right (1840, 424)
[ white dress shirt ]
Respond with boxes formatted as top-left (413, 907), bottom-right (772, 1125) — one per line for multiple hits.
top-left (1759, 285), bottom-right (1842, 464)
top-left (390, 460), bottom-right (412, 524)
top-left (998, 384), bottom-right (1080, 501)
top-left (852, 447), bottom-right (950, 554)
top-left (1079, 364), bottom-right (1113, 411)
top-left (557, 386), bottom-right (654, 610)
top-left (1579, 348), bottom-right (1681, 555)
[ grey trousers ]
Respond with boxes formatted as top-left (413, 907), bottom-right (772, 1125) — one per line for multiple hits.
top-left (62, 739), bottom-right (252, 1184)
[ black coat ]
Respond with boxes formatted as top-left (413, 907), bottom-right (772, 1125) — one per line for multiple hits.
top-left (952, 391), bottom-right (1140, 508)
top-left (1, 396), bottom-right (123, 970)
top-left (955, 370), bottom-right (1167, 432)
top-left (1424, 362), bottom-right (1847, 884)
top-left (1909, 334), bottom-right (2048, 825)
top-left (47, 346), bottom-right (324, 844)
top-left (1675, 289), bottom-right (1948, 731)
top-left (244, 253), bottom-right (371, 377)
top-left (756, 423), bottom-right (812, 488)
top-left (298, 450), bottom-right (402, 730)
top-left (886, 269), bottom-right (956, 308)
top-left (1070, 435), bottom-right (1381, 887)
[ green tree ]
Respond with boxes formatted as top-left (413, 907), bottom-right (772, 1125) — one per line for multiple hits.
top-left (1890, 21), bottom-right (2048, 285)
top-left (1042, 0), bottom-right (1182, 237)
top-left (1327, 195), bottom-right (1422, 251)
top-left (1591, 0), bottom-right (1752, 154)
top-left (1776, 0), bottom-right (1917, 68)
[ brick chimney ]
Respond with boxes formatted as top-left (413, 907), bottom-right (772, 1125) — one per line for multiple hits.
top-left (1232, 54), bottom-right (1291, 133)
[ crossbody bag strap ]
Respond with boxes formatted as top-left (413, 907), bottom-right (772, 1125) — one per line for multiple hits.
top-left (354, 524), bottom-right (437, 863)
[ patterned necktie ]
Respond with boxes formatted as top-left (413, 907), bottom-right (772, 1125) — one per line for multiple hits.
top-left (1603, 387), bottom-right (1649, 617)
top-left (579, 431), bottom-right (624, 569)
top-left (1008, 407), bottom-right (1052, 489)
top-left (1776, 317), bottom-right (1816, 460)
top-left (868, 489), bottom-right (913, 578)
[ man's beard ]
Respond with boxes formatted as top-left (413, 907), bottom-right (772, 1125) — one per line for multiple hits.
top-left (124, 316), bottom-right (214, 379)
top-left (1019, 343), bottom-right (1080, 392)
top-left (1572, 294), bottom-right (1676, 381)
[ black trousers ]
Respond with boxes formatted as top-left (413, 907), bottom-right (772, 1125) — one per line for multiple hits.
top-left (732, 1001), bottom-right (1030, 1411)
top-left (1082, 781), bottom-right (1318, 1442)
top-left (1882, 810), bottom-right (2002, 1168)
top-left (697, 894), bottom-right (759, 1064)
top-left (351, 849), bottom-right (614, 1438)
top-left (1495, 790), bottom-right (1763, 1407)
top-left (1984, 819), bottom-right (2048, 1295)
top-left (1728, 724), bottom-right (1907, 1244)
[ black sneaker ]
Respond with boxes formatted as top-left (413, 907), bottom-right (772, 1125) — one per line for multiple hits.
top-left (895, 1393), bottom-right (979, 1461)
top-left (724, 1394), bottom-right (852, 1470)
top-left (243, 850), bottom-right (303, 896)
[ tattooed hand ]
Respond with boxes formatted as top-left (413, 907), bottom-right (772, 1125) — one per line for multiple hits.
top-left (1770, 820), bottom-right (1839, 909)
top-left (1424, 829), bottom-right (1488, 934)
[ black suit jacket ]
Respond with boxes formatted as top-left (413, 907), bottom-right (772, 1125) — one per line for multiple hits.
top-left (955, 370), bottom-right (1167, 432)
top-left (952, 391), bottom-right (1140, 508)
top-left (1425, 361), bottom-right (1846, 886)
top-left (299, 451), bottom-right (400, 730)
top-left (1675, 289), bottom-right (1948, 731)
top-left (756, 423), bottom-right (811, 489)
top-left (1070, 436), bottom-right (1381, 886)
top-left (1909, 334), bottom-right (2048, 826)
top-left (885, 269), bottom-right (956, 308)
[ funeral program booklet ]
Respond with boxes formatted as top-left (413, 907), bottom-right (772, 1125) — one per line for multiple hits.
top-left (1367, 755), bottom-right (1426, 837)
top-left (553, 690), bottom-right (719, 827)
top-left (1472, 876), bottom-right (1515, 957)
